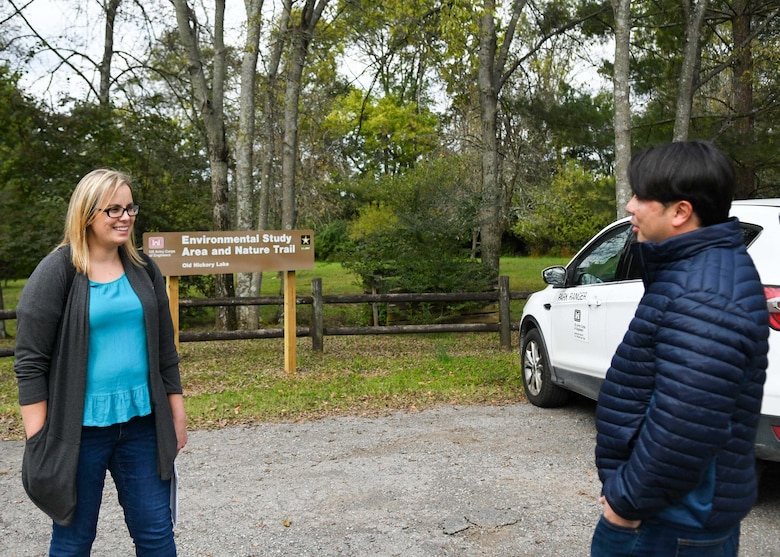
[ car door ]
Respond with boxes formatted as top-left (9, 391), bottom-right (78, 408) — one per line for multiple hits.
top-left (548, 222), bottom-right (643, 387)
top-left (600, 234), bottom-right (644, 373)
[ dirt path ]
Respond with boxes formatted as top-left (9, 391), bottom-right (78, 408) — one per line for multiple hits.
top-left (2, 400), bottom-right (779, 556)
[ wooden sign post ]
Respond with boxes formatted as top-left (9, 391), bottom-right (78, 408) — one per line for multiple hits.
top-left (166, 276), bottom-right (180, 351)
top-left (284, 270), bottom-right (297, 373)
top-left (144, 230), bottom-right (314, 374)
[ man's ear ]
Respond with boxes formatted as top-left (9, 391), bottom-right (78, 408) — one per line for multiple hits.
top-left (671, 200), bottom-right (701, 230)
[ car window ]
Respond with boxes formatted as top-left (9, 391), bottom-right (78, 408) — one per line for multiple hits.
top-left (619, 243), bottom-right (642, 281)
top-left (566, 221), bottom-right (762, 289)
top-left (740, 223), bottom-right (762, 247)
top-left (570, 223), bottom-right (634, 286)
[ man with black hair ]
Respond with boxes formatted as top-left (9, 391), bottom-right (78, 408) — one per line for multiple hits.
top-left (591, 141), bottom-right (769, 556)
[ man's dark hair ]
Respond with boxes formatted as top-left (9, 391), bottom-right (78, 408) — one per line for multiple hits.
top-left (628, 141), bottom-right (736, 226)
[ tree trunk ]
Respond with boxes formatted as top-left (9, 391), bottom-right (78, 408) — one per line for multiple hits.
top-left (281, 28), bottom-right (305, 230)
top-left (612, 0), bottom-right (632, 218)
top-left (98, 0), bottom-right (122, 106)
top-left (477, 1), bottom-right (501, 282)
top-left (255, 1), bottom-right (292, 325)
top-left (172, 0), bottom-right (236, 329)
top-left (235, 0), bottom-right (264, 329)
top-left (673, 0), bottom-right (708, 142)
top-left (475, 0), bottom-right (526, 282)
top-left (259, 0), bottom-right (291, 234)
top-left (732, 0), bottom-right (755, 198)
top-left (280, 0), bottom-right (328, 230)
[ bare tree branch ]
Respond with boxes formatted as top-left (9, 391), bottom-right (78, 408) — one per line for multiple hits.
top-left (7, 0), bottom-right (101, 100)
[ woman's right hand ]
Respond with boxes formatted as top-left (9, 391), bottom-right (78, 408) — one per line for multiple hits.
top-left (20, 401), bottom-right (48, 439)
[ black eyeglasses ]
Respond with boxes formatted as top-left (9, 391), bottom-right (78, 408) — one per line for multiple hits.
top-left (101, 204), bottom-right (140, 218)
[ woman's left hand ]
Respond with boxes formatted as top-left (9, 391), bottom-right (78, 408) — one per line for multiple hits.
top-left (174, 416), bottom-right (188, 452)
top-left (168, 393), bottom-right (188, 452)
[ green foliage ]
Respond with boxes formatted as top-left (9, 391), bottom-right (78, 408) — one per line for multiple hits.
top-left (340, 154), bottom-right (491, 302)
top-left (598, 0), bottom-right (780, 197)
top-left (323, 89), bottom-right (440, 178)
top-left (343, 225), bottom-right (490, 294)
top-left (0, 64), bottom-right (210, 280)
top-left (512, 160), bottom-right (615, 256)
top-left (0, 66), bottom-right (71, 279)
top-left (539, 86), bottom-right (615, 172)
top-left (314, 220), bottom-right (351, 262)
top-left (335, 0), bottom-right (450, 106)
top-left (578, 0), bottom-right (613, 38)
top-left (347, 201), bottom-right (398, 240)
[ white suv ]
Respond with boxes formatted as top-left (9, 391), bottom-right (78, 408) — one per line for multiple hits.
top-left (519, 199), bottom-right (780, 461)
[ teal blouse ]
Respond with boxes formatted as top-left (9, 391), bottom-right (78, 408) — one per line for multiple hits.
top-left (84, 273), bottom-right (151, 426)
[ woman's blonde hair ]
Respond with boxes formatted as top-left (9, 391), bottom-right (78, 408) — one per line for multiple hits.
top-left (57, 169), bottom-right (144, 274)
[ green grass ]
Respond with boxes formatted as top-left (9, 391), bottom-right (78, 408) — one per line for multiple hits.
top-left (0, 280), bottom-right (24, 339)
top-left (257, 256), bottom-right (568, 297)
top-left (0, 256), bottom-right (568, 440)
top-left (500, 256), bottom-right (569, 292)
top-left (179, 333), bottom-right (522, 431)
top-left (250, 263), bottom-right (367, 326)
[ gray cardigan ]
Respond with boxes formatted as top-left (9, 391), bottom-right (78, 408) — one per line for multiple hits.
top-left (14, 246), bottom-right (182, 525)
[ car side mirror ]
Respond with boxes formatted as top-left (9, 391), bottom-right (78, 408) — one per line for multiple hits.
top-left (542, 266), bottom-right (567, 287)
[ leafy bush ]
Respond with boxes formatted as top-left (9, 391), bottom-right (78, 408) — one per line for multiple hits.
top-left (338, 155), bottom-right (492, 323)
top-left (512, 160), bottom-right (615, 256)
top-left (342, 225), bottom-right (490, 295)
top-left (315, 220), bottom-right (351, 262)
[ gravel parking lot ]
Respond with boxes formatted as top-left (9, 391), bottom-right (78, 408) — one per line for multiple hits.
top-left (2, 398), bottom-right (779, 556)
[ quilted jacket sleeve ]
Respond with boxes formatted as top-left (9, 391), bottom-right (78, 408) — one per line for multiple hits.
top-left (596, 285), bottom-right (767, 522)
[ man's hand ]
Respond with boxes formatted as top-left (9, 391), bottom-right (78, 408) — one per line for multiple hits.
top-left (600, 496), bottom-right (642, 529)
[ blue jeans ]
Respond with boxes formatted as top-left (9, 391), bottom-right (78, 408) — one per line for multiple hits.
top-left (591, 516), bottom-right (739, 557)
top-left (49, 414), bottom-right (175, 557)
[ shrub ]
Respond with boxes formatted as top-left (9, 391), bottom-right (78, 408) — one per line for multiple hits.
top-left (512, 160), bottom-right (615, 255)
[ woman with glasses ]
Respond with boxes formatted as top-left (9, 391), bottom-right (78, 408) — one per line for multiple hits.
top-left (14, 169), bottom-right (187, 556)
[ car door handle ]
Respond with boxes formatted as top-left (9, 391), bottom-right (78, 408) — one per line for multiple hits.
top-left (587, 297), bottom-right (602, 307)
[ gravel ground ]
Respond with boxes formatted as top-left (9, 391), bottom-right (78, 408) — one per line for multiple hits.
top-left (2, 398), bottom-right (780, 556)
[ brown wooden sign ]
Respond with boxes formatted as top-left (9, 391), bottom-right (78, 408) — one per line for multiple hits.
top-left (142, 230), bottom-right (314, 276)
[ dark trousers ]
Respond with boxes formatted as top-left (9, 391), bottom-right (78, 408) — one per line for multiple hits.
top-left (591, 516), bottom-right (739, 557)
top-left (49, 414), bottom-right (175, 557)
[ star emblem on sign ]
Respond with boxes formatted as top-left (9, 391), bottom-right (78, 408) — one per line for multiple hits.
top-left (301, 235), bottom-right (311, 246)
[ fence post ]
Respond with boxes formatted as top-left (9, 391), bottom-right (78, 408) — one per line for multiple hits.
top-left (311, 278), bottom-right (324, 352)
top-left (498, 275), bottom-right (511, 351)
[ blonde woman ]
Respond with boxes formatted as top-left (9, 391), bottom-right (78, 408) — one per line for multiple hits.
top-left (15, 169), bottom-right (187, 556)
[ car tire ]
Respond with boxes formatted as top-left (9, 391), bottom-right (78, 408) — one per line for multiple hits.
top-left (521, 328), bottom-right (569, 408)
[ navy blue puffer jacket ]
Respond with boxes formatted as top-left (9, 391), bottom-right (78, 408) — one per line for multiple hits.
top-left (595, 218), bottom-right (769, 531)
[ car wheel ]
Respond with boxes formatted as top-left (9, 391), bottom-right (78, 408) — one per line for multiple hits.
top-left (521, 328), bottom-right (569, 408)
